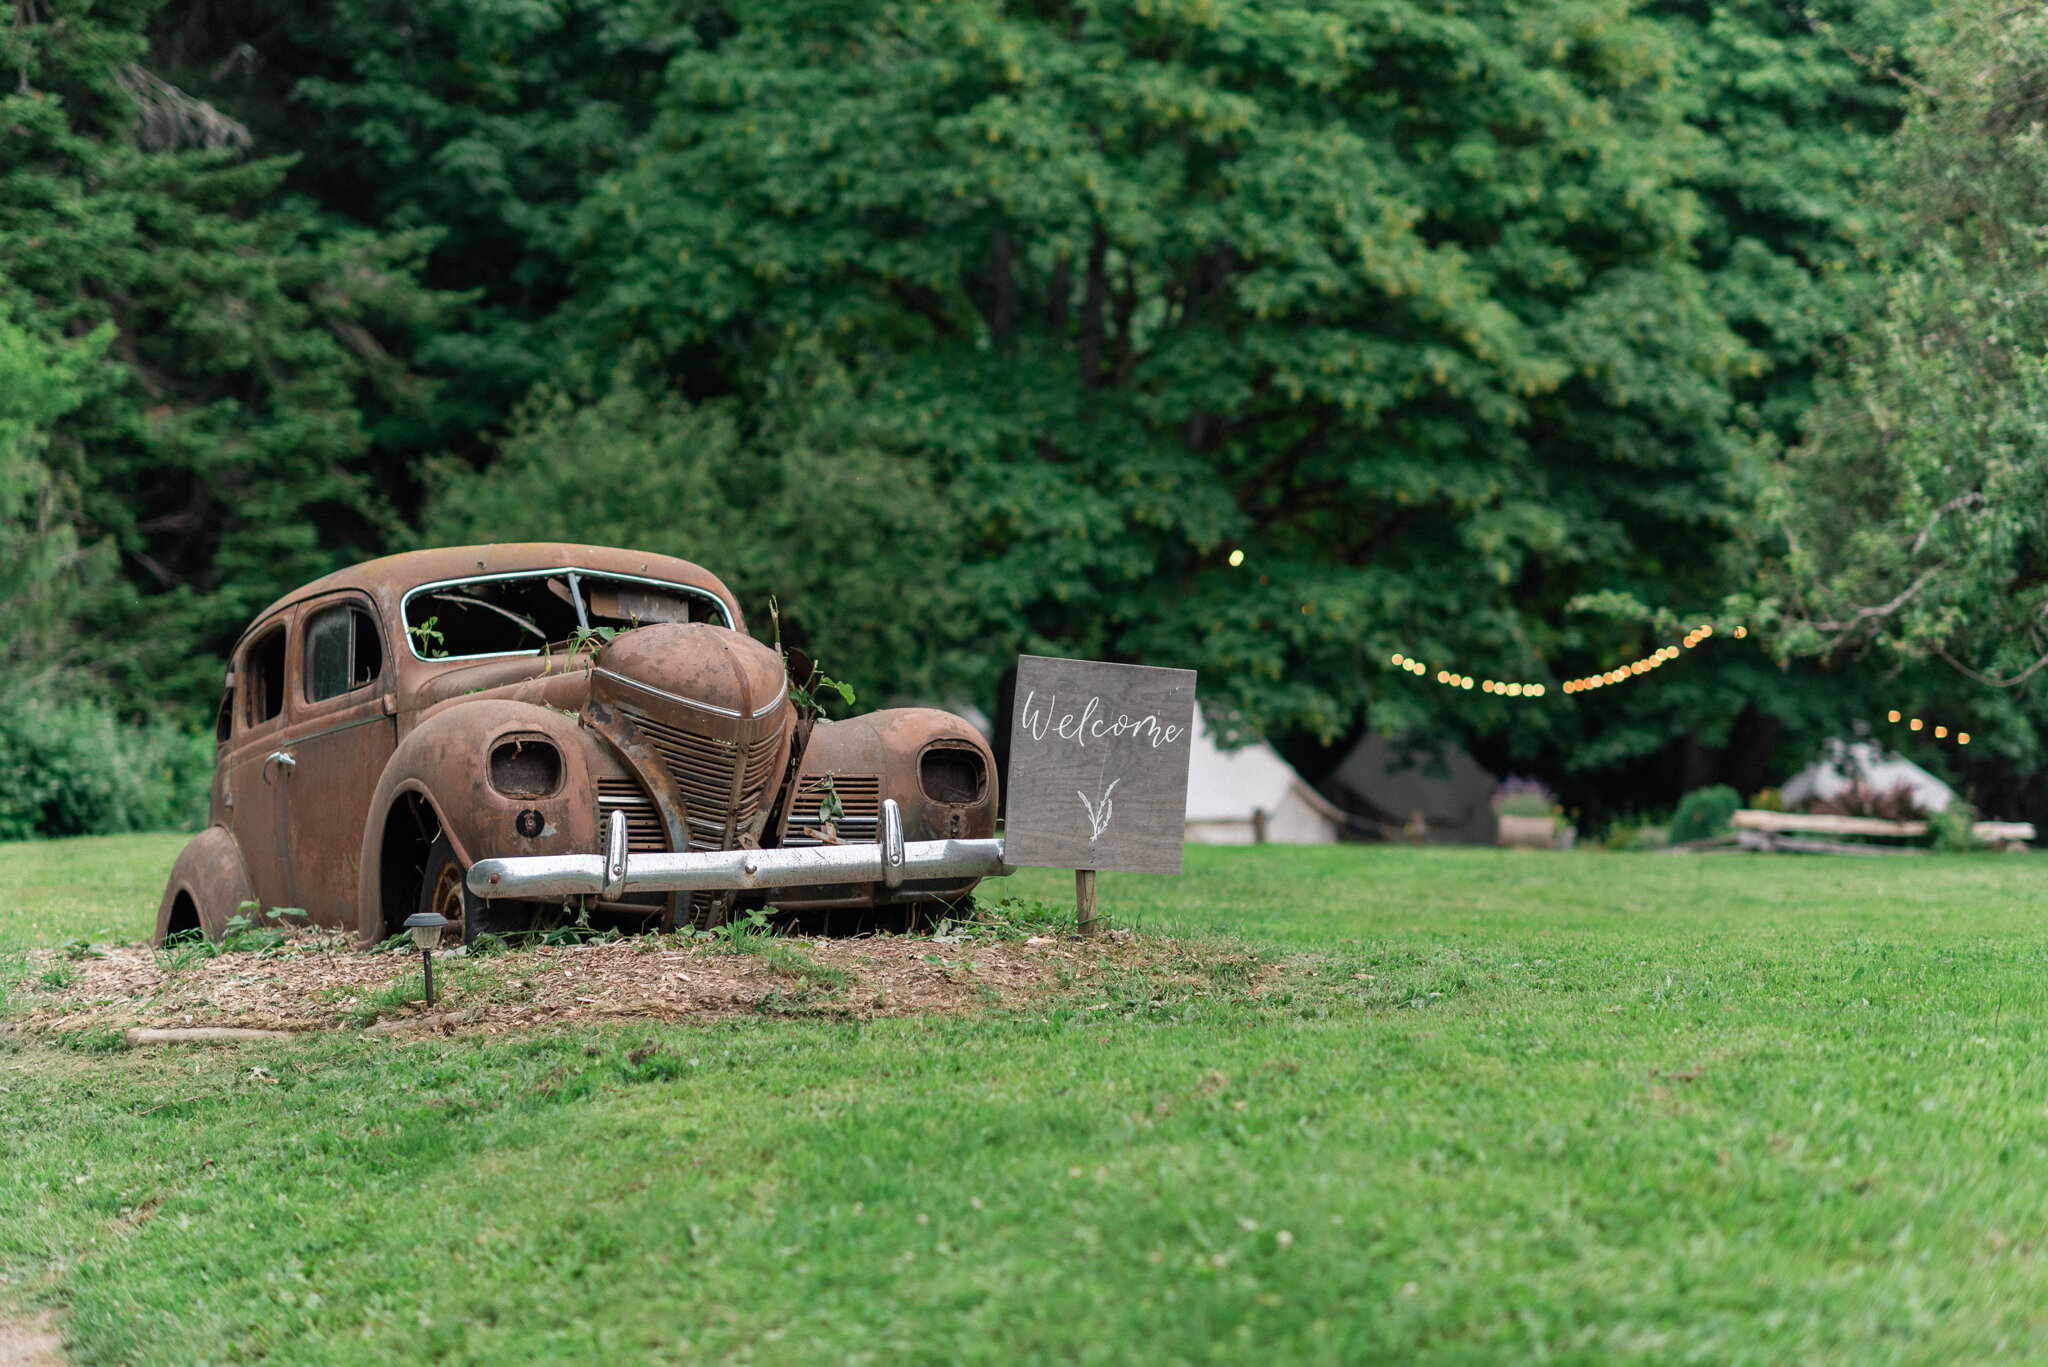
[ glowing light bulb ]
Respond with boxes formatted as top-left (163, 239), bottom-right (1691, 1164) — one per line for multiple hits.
top-left (1228, 549), bottom-right (1245, 567)
top-left (1391, 653), bottom-right (1405, 665)
top-left (1734, 625), bottom-right (1747, 638)
top-left (1910, 718), bottom-right (1923, 731)
top-left (1887, 710), bottom-right (1901, 723)
top-left (1959, 732), bottom-right (1971, 745)
top-left (1935, 726), bottom-right (1947, 738)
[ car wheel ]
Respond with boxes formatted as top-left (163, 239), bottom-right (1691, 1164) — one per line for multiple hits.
top-left (418, 833), bottom-right (480, 947)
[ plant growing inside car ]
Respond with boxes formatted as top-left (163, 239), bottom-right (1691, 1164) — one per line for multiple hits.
top-left (543, 625), bottom-right (619, 675)
top-left (407, 616), bottom-right (447, 657)
top-left (768, 596), bottom-right (854, 718)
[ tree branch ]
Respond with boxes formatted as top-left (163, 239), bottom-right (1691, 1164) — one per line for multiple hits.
top-left (1936, 642), bottom-right (2048, 688)
top-left (1907, 489), bottom-right (1984, 556)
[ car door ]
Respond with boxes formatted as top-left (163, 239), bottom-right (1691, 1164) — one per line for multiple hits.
top-left (222, 615), bottom-right (296, 917)
top-left (278, 595), bottom-right (397, 927)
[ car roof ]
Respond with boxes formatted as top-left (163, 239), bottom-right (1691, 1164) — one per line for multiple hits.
top-left (238, 544), bottom-right (745, 648)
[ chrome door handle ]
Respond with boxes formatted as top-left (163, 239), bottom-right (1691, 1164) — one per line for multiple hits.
top-left (263, 750), bottom-right (296, 784)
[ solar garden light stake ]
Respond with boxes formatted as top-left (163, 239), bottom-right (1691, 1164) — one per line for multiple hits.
top-left (403, 911), bottom-right (449, 1007)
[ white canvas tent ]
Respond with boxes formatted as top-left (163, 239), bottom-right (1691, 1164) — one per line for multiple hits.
top-left (1183, 704), bottom-right (1343, 844)
top-left (1781, 739), bottom-right (1956, 814)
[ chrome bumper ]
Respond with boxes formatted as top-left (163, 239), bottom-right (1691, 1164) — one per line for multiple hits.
top-left (466, 798), bottom-right (1010, 901)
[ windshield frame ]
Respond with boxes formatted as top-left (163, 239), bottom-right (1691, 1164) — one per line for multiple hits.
top-left (398, 568), bottom-right (735, 663)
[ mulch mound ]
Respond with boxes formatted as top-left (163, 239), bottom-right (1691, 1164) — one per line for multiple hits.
top-left (8, 929), bottom-right (1152, 1040)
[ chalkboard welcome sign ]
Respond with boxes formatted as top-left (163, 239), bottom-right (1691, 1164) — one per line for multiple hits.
top-left (1004, 655), bottom-right (1197, 876)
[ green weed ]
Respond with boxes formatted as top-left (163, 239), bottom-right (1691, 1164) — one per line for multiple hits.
top-left (347, 971), bottom-right (427, 1026)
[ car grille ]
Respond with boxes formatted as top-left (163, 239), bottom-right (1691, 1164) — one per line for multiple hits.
top-left (596, 777), bottom-right (668, 854)
top-left (782, 773), bottom-right (881, 846)
top-left (626, 710), bottom-right (785, 850)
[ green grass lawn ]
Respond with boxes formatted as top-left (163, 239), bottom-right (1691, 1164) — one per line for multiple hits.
top-left (0, 832), bottom-right (185, 950)
top-left (6, 838), bottom-right (2048, 1364)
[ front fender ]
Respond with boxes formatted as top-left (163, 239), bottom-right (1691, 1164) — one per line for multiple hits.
top-left (354, 701), bottom-right (613, 945)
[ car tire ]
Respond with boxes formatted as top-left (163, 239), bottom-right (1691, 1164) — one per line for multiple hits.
top-left (418, 832), bottom-right (482, 948)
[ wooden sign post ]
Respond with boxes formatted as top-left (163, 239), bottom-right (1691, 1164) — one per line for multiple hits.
top-left (1002, 655), bottom-right (1197, 936)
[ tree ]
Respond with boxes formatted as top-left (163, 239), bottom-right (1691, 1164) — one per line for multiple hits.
top-left (542, 0), bottom-right (1907, 794)
top-left (1, 0), bottom-right (446, 709)
top-left (419, 344), bottom-right (974, 702)
top-left (161, 0), bottom-right (1920, 818)
top-left (1766, 0), bottom-right (2048, 775)
top-left (0, 312), bottom-right (105, 686)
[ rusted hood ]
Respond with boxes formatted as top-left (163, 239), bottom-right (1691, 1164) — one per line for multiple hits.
top-left (590, 623), bottom-right (788, 722)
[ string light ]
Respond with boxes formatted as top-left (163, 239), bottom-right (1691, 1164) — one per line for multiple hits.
top-left (1387, 652), bottom-right (1543, 696)
top-left (1390, 621), bottom-right (1732, 702)
top-left (1228, 549), bottom-right (1245, 567)
top-left (1561, 626), bottom-right (1713, 694)
top-left (1387, 625), bottom-right (1985, 748)
top-left (1884, 711), bottom-right (1972, 745)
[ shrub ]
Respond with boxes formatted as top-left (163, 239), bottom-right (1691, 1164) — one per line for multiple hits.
top-left (0, 692), bottom-right (211, 840)
top-left (1669, 785), bottom-right (1741, 844)
top-left (1927, 801), bottom-right (1982, 853)
top-left (1493, 777), bottom-right (1559, 818)
top-left (1603, 823), bottom-right (1670, 852)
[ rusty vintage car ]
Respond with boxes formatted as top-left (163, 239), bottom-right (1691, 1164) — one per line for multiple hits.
top-left (156, 544), bottom-right (1006, 947)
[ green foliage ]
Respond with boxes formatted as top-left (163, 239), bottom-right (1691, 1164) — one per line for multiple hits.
top-left (0, 695), bottom-right (210, 841)
top-left (0, 0), bottom-right (1952, 827)
top-left (1668, 783), bottom-right (1741, 843)
top-left (0, 310), bottom-right (110, 680)
top-left (1494, 792), bottom-right (1558, 819)
top-left (420, 349), bottom-right (969, 703)
top-left (157, 909), bottom-right (288, 967)
top-left (1767, 1), bottom-right (2048, 761)
top-left (0, 0), bottom-right (447, 714)
top-left (1926, 799), bottom-right (1982, 853)
top-left (149, 0), bottom-right (1907, 805)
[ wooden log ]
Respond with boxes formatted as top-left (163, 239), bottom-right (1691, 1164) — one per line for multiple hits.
top-left (1732, 809), bottom-right (2035, 843)
top-left (1732, 810), bottom-right (1924, 837)
top-left (124, 1027), bottom-right (296, 1046)
top-left (1076, 869), bottom-right (1099, 938)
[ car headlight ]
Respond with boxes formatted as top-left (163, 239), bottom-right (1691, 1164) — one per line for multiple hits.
top-left (919, 745), bottom-right (987, 804)
top-left (490, 737), bottom-right (563, 799)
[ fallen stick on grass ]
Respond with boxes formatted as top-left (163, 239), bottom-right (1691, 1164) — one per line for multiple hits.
top-left (124, 1027), bottom-right (297, 1046)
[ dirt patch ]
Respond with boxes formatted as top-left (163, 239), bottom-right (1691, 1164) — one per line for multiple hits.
top-left (8, 930), bottom-right (1162, 1039)
top-left (0, 1313), bottom-right (64, 1367)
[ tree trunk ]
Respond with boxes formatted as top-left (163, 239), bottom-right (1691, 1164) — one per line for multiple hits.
top-left (1079, 226), bottom-right (1107, 389)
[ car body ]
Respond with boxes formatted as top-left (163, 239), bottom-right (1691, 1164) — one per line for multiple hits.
top-left (156, 544), bottom-right (999, 947)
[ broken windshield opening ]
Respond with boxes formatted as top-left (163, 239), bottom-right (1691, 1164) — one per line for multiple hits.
top-left (401, 571), bottom-right (731, 660)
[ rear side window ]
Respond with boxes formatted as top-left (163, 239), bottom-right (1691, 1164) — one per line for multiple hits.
top-left (305, 603), bottom-right (384, 703)
top-left (245, 627), bottom-right (287, 725)
top-left (215, 682), bottom-right (234, 744)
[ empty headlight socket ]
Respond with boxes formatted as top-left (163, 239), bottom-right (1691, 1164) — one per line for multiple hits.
top-left (489, 735), bottom-right (564, 800)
